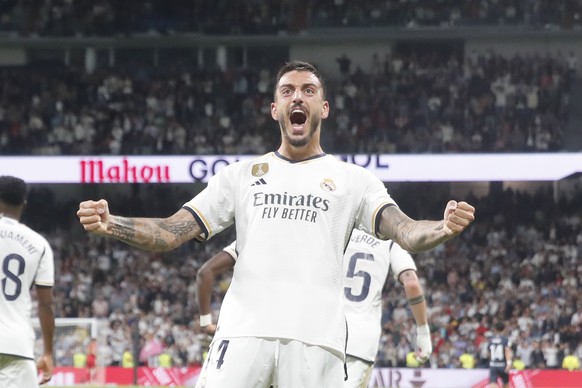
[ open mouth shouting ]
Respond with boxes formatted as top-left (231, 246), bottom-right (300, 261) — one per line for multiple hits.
top-left (289, 106), bottom-right (307, 134)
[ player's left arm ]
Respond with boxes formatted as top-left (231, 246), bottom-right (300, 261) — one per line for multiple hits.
top-left (36, 285), bottom-right (54, 385)
top-left (398, 269), bottom-right (431, 363)
top-left (378, 200), bottom-right (475, 253)
top-left (196, 249), bottom-right (236, 335)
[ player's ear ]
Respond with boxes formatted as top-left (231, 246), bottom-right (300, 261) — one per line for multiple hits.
top-left (321, 100), bottom-right (329, 119)
top-left (271, 102), bottom-right (278, 120)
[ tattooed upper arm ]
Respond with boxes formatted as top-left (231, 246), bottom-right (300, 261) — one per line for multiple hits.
top-left (378, 205), bottom-right (413, 242)
top-left (163, 208), bottom-right (203, 242)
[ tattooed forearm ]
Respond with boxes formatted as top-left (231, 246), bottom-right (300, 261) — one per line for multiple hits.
top-left (379, 207), bottom-right (449, 253)
top-left (108, 215), bottom-right (199, 252)
top-left (109, 217), bottom-right (139, 246)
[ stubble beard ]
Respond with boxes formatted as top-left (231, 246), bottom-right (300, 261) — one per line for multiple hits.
top-left (279, 117), bottom-right (320, 148)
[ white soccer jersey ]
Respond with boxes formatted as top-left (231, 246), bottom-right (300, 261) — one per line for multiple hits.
top-left (184, 152), bottom-right (396, 358)
top-left (0, 215), bottom-right (54, 359)
top-left (343, 229), bottom-right (416, 362)
top-left (222, 241), bottom-right (237, 260)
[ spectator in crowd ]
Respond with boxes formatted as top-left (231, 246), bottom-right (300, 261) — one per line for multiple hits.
top-left (122, 348), bottom-right (134, 368)
top-left (562, 348), bottom-right (581, 371)
top-left (530, 340), bottom-right (547, 369)
top-left (459, 350), bottom-right (477, 369)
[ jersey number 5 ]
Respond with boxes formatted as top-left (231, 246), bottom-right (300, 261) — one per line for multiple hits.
top-left (344, 252), bottom-right (373, 302)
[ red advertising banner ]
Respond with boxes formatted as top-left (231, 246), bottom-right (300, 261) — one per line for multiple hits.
top-left (46, 366), bottom-right (202, 386)
top-left (46, 367), bottom-right (582, 387)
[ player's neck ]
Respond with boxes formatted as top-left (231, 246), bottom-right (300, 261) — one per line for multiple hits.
top-left (0, 204), bottom-right (22, 221)
top-left (277, 142), bottom-right (324, 161)
top-left (0, 212), bottom-right (20, 221)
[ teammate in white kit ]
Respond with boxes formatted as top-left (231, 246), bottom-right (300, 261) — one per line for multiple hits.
top-left (342, 230), bottom-right (430, 387)
top-left (0, 176), bottom-right (55, 387)
top-left (195, 231), bottom-right (431, 388)
top-left (77, 61), bottom-right (475, 387)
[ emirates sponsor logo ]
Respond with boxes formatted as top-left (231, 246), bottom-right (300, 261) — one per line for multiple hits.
top-left (80, 159), bottom-right (171, 183)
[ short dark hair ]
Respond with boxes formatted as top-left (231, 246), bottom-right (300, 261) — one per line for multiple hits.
top-left (495, 321), bottom-right (505, 332)
top-left (274, 60), bottom-right (326, 98)
top-left (0, 176), bottom-right (27, 206)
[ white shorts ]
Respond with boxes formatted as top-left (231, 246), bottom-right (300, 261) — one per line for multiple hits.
top-left (195, 337), bottom-right (344, 388)
top-left (0, 354), bottom-right (39, 388)
top-left (344, 355), bottom-right (373, 388)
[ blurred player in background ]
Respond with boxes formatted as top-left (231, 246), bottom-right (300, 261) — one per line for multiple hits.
top-left (488, 321), bottom-right (513, 388)
top-left (0, 176), bottom-right (55, 387)
top-left (77, 60), bottom-right (475, 387)
top-left (342, 230), bottom-right (431, 387)
top-left (195, 242), bottom-right (237, 337)
top-left (195, 230), bottom-right (432, 388)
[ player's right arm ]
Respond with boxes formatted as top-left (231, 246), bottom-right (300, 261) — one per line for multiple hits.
top-left (77, 199), bottom-right (204, 252)
top-left (36, 285), bottom-right (54, 385)
top-left (196, 246), bottom-right (236, 334)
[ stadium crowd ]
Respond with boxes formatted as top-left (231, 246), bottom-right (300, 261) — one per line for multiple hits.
top-left (1, 0), bottom-right (582, 36)
top-left (26, 181), bottom-right (582, 370)
top-left (0, 48), bottom-right (572, 156)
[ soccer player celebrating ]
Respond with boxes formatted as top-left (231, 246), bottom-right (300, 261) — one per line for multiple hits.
top-left (77, 61), bottom-right (475, 387)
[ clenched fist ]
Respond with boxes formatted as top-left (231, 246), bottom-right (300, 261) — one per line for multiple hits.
top-left (77, 199), bottom-right (111, 235)
top-left (442, 200), bottom-right (475, 237)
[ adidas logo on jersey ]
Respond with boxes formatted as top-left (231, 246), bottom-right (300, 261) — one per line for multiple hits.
top-left (251, 178), bottom-right (267, 186)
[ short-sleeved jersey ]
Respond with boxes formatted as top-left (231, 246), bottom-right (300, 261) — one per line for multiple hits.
top-left (183, 152), bottom-right (396, 359)
top-left (343, 229), bottom-right (416, 362)
top-left (488, 334), bottom-right (511, 368)
top-left (222, 241), bottom-right (237, 260)
top-left (0, 215), bottom-right (54, 359)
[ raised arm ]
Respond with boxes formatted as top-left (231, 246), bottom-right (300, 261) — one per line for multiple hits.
top-left (378, 200), bottom-right (475, 253)
top-left (36, 285), bottom-right (54, 385)
top-left (77, 199), bottom-right (204, 252)
top-left (398, 269), bottom-right (431, 363)
top-left (196, 249), bottom-right (236, 334)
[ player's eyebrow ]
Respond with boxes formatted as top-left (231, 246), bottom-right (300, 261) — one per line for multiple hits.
top-left (278, 82), bottom-right (319, 90)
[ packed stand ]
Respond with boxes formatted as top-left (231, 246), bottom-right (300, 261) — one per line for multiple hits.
top-left (0, 0), bottom-right (292, 36)
top-left (26, 183), bottom-right (582, 369)
top-left (310, 0), bottom-right (582, 29)
top-left (0, 49), bottom-right (573, 155)
top-left (327, 49), bottom-right (571, 153)
top-left (1, 1), bottom-right (582, 36)
top-left (375, 184), bottom-right (582, 369)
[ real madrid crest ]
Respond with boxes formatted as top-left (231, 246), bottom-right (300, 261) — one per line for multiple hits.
top-left (320, 178), bottom-right (336, 192)
top-left (251, 163), bottom-right (269, 177)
